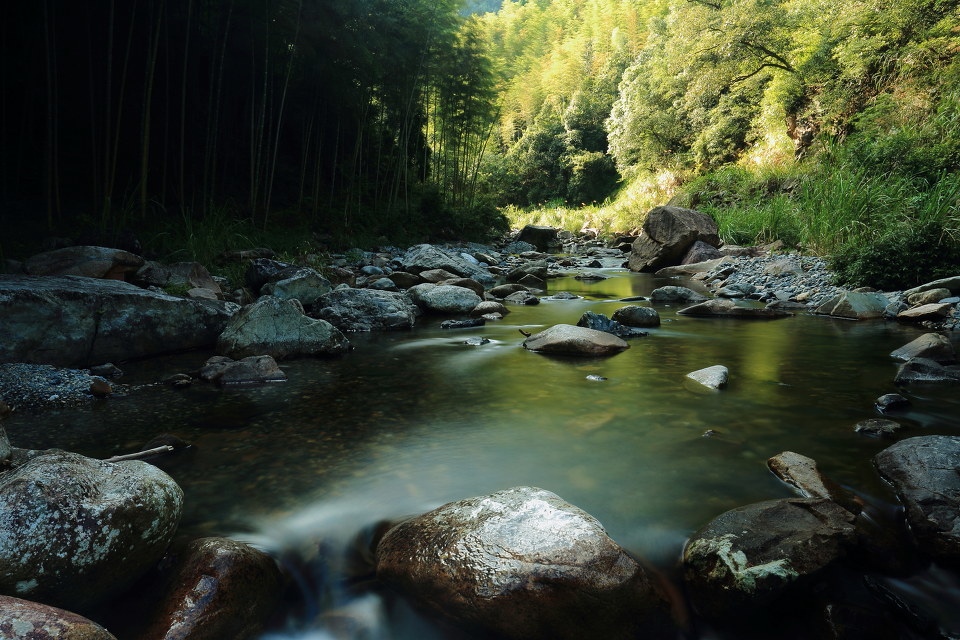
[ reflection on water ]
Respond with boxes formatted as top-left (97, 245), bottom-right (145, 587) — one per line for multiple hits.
top-left (6, 268), bottom-right (960, 638)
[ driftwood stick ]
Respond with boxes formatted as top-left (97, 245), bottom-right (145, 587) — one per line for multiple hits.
top-left (103, 445), bottom-right (175, 463)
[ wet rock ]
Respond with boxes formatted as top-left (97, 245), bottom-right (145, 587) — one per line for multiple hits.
top-left (376, 486), bottom-right (674, 640)
top-left (523, 324), bottom-right (629, 357)
top-left (586, 375), bottom-right (607, 382)
top-left (400, 244), bottom-right (490, 282)
top-left (889, 333), bottom-right (955, 363)
top-left (140, 537), bottom-right (282, 640)
top-left (650, 286), bottom-right (708, 303)
top-left (815, 292), bottom-right (890, 320)
top-left (576, 311), bottom-right (648, 339)
top-left (897, 303), bottom-right (954, 322)
top-left (88, 378), bottom-right (112, 397)
top-left (243, 258), bottom-right (295, 294)
top-left (217, 296), bottom-right (349, 359)
top-left (504, 291), bottom-right (540, 305)
top-left (406, 284), bottom-right (482, 314)
top-left (874, 436), bottom-right (960, 562)
top-left (260, 267), bottom-right (333, 307)
top-left (875, 393), bottom-right (910, 412)
top-left (907, 288), bottom-right (952, 306)
top-left (440, 318), bottom-right (485, 329)
top-left (199, 355), bottom-right (286, 386)
top-left (24, 246), bottom-right (144, 280)
top-left (0, 450), bottom-right (183, 610)
top-left (682, 498), bottom-right (857, 619)
top-left (88, 363), bottom-right (123, 378)
top-left (628, 206), bottom-right (720, 272)
top-left (518, 273), bottom-right (547, 289)
top-left (767, 451), bottom-right (861, 513)
top-left (489, 283), bottom-right (529, 298)
top-left (686, 365), bottom-right (728, 390)
top-left (163, 373), bottom-right (193, 389)
top-left (894, 357), bottom-right (960, 385)
top-left (0, 595), bottom-right (117, 639)
top-left (311, 288), bottom-right (421, 331)
top-left (548, 291), bottom-right (581, 300)
top-left (854, 418), bottom-right (902, 438)
top-left (682, 240), bottom-right (723, 265)
top-left (612, 305), bottom-right (661, 328)
top-left (0, 275), bottom-right (237, 368)
top-left (678, 298), bottom-right (792, 319)
top-left (463, 337), bottom-right (491, 346)
top-left (471, 301), bottom-right (509, 317)
top-left (133, 261), bottom-right (223, 298)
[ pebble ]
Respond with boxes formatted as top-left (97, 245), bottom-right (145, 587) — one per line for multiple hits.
top-left (0, 363), bottom-right (124, 410)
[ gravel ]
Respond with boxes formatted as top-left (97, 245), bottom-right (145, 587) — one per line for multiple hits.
top-left (0, 364), bottom-right (116, 411)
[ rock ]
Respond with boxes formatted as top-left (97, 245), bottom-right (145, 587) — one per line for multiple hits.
top-left (243, 258), bottom-right (294, 294)
top-left (763, 258), bottom-right (804, 276)
top-left (767, 451), bottom-right (861, 513)
top-left (907, 288), bottom-right (952, 306)
top-left (407, 284), bottom-right (482, 314)
top-left (506, 260), bottom-right (548, 284)
top-left (400, 244), bottom-right (490, 281)
top-left (576, 311), bottom-right (648, 338)
top-left (889, 333), bottom-right (955, 363)
top-left (185, 287), bottom-right (218, 300)
top-left (217, 296), bottom-right (349, 359)
top-left (200, 355), bottom-right (286, 385)
top-left (325, 266), bottom-right (357, 288)
top-left (903, 276), bottom-right (960, 298)
top-left (260, 267), bottom-right (333, 307)
top-left (0, 451), bottom-right (183, 610)
top-left (88, 363), bottom-right (123, 378)
top-left (518, 273), bottom-right (547, 289)
top-left (215, 248), bottom-right (275, 264)
top-left (0, 275), bottom-right (237, 368)
top-left (0, 402), bottom-right (10, 468)
top-left (311, 288), bottom-right (421, 331)
top-left (140, 538), bottom-right (282, 640)
top-left (854, 418), bottom-right (902, 438)
top-left (897, 303), bottom-right (954, 322)
top-left (439, 277), bottom-right (485, 297)
top-left (516, 225), bottom-right (559, 252)
top-left (686, 365), bottom-right (728, 390)
top-left (815, 292), bottom-right (890, 320)
top-left (650, 286), bottom-right (708, 303)
top-left (387, 271), bottom-right (422, 289)
top-left (874, 436), bottom-right (960, 562)
top-left (894, 357), bottom-right (960, 384)
top-left (654, 257), bottom-right (728, 277)
top-left (163, 373), bottom-right (193, 389)
top-left (133, 261), bottom-right (223, 298)
top-left (440, 318), bottom-right (485, 329)
top-left (88, 378), bottom-right (112, 397)
top-left (678, 298), bottom-right (793, 319)
top-left (611, 305), bottom-right (661, 328)
top-left (367, 277), bottom-right (399, 291)
top-left (715, 283), bottom-right (756, 298)
top-left (489, 283), bottom-right (528, 298)
top-left (682, 498), bottom-right (857, 619)
top-left (503, 291), bottom-right (540, 305)
top-left (418, 268), bottom-right (459, 283)
top-left (876, 393), bottom-right (910, 412)
top-left (523, 324), bottom-right (629, 357)
top-left (0, 595), bottom-right (117, 640)
top-left (472, 301), bottom-right (509, 317)
top-left (463, 337), bottom-right (490, 346)
top-left (682, 240), bottom-right (723, 265)
top-left (550, 291), bottom-right (582, 300)
top-left (24, 246), bottom-right (144, 280)
top-left (376, 487), bottom-right (673, 639)
top-left (586, 375), bottom-right (607, 381)
top-left (502, 240), bottom-right (537, 254)
top-left (628, 206), bottom-right (720, 272)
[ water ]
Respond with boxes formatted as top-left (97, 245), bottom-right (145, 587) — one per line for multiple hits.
top-left (6, 268), bottom-right (960, 638)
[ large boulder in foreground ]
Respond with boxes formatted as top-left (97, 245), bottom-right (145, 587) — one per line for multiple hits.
top-left (874, 436), bottom-right (960, 562)
top-left (0, 275), bottom-right (237, 367)
top-left (682, 498), bottom-right (856, 619)
top-left (140, 537), bottom-right (282, 640)
top-left (523, 324), bottom-right (630, 357)
top-left (24, 246), bottom-right (144, 280)
top-left (0, 595), bottom-right (117, 640)
top-left (217, 296), bottom-right (349, 360)
top-left (376, 487), bottom-right (674, 640)
top-left (0, 450), bottom-right (183, 611)
top-left (311, 288), bottom-right (421, 331)
top-left (628, 206), bottom-right (720, 272)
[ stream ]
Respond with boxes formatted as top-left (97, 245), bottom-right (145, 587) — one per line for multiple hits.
top-left (6, 267), bottom-right (960, 638)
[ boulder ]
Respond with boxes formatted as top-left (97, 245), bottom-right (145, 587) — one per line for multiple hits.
top-left (874, 436), bottom-right (960, 562)
top-left (376, 487), bottom-right (673, 639)
top-left (243, 258), bottom-right (294, 294)
top-left (140, 538), bottom-right (282, 640)
top-left (903, 276), bottom-right (960, 298)
top-left (400, 245), bottom-right (491, 282)
top-left (897, 303), bottom-right (954, 322)
top-left (311, 288), bottom-right (421, 331)
top-left (815, 292), bottom-right (890, 320)
top-left (894, 357), bottom-right (960, 385)
top-left (215, 248), bottom-right (275, 264)
top-left (612, 305), bottom-right (661, 328)
top-left (576, 311), bottom-right (648, 339)
top-left (440, 318), bottom-right (485, 329)
top-left (682, 498), bottom-right (857, 619)
top-left (763, 259), bottom-right (804, 277)
top-left (516, 225), bottom-right (559, 252)
top-left (439, 278), bottom-right (485, 297)
top-left (0, 595), bottom-right (117, 640)
top-left (889, 333), bottom-right (955, 363)
top-left (502, 240), bottom-right (537, 254)
top-left (0, 451), bottom-right (183, 610)
top-left (387, 271), bottom-right (422, 289)
top-left (24, 246), bottom-right (144, 280)
top-left (506, 260), bottom-right (548, 284)
top-left (198, 355), bottom-right (286, 385)
top-left (685, 365), bottom-right (728, 390)
top-left (133, 261), bottom-right (223, 298)
top-left (876, 393), bottom-right (911, 412)
top-left (489, 283), bottom-right (528, 298)
top-left (406, 284), bottom-right (482, 314)
top-left (0, 275), bottom-right (237, 368)
top-left (217, 296), bottom-right (348, 360)
top-left (418, 268), bottom-right (459, 283)
top-left (260, 267), bottom-right (333, 307)
top-left (628, 206), bottom-right (720, 272)
top-left (471, 301), bottom-right (509, 317)
top-left (650, 286), bottom-right (708, 303)
top-left (523, 324), bottom-right (629, 357)
top-left (907, 288), bottom-right (952, 306)
top-left (681, 240), bottom-right (723, 265)
top-left (678, 298), bottom-right (792, 319)
top-left (504, 291), bottom-right (540, 305)
top-left (653, 257), bottom-right (728, 277)
top-left (767, 451), bottom-right (861, 513)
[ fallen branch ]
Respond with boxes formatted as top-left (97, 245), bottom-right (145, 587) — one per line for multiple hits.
top-left (103, 445), bottom-right (175, 463)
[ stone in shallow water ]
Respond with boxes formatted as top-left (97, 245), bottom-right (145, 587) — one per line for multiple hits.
top-left (0, 596), bottom-right (117, 640)
top-left (854, 418), bottom-right (902, 438)
top-left (875, 393), bottom-right (911, 412)
top-left (686, 365), bottom-right (729, 390)
top-left (767, 451), bottom-right (861, 514)
top-left (890, 333), bottom-right (955, 363)
top-left (523, 324), bottom-right (630, 357)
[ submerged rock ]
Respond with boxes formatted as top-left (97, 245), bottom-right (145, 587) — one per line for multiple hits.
top-left (0, 451), bottom-right (183, 610)
top-left (894, 357), bottom-right (960, 385)
top-left (376, 486), bottom-right (674, 639)
top-left (0, 595), bottom-right (117, 640)
top-left (854, 418), bottom-right (902, 438)
top-left (523, 324), bottom-right (630, 357)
